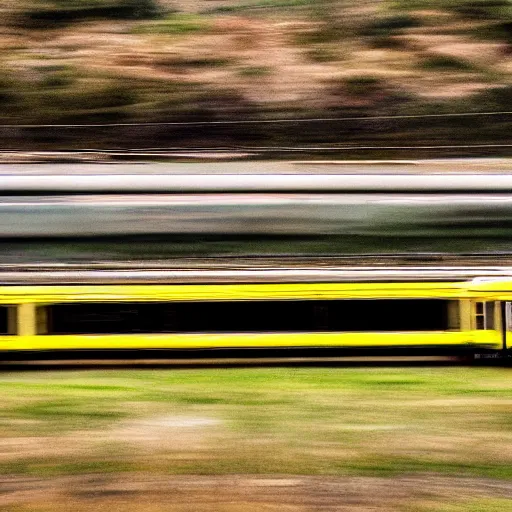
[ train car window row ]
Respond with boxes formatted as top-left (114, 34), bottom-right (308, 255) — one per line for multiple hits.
top-left (0, 306), bottom-right (10, 334)
top-left (475, 301), bottom-right (495, 330)
top-left (40, 299), bottom-right (452, 335)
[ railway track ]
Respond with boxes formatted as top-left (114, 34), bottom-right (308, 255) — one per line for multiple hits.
top-left (0, 356), bottom-right (467, 371)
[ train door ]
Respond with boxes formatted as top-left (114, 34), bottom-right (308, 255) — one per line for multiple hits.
top-left (503, 302), bottom-right (511, 351)
top-left (473, 301), bottom-right (506, 360)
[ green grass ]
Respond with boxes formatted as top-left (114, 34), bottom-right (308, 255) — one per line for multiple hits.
top-left (0, 367), bottom-right (511, 480)
top-left (238, 66), bottom-right (272, 77)
top-left (133, 13), bottom-right (210, 35)
top-left (203, 0), bottom-right (315, 14)
top-left (404, 498), bottom-right (512, 512)
top-left (389, 0), bottom-right (511, 20)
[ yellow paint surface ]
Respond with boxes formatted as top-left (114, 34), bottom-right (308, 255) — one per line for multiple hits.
top-left (0, 281), bottom-right (505, 351)
top-left (0, 282), bottom-right (471, 304)
top-left (0, 330), bottom-right (501, 351)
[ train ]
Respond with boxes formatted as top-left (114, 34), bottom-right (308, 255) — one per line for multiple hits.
top-left (0, 275), bottom-right (510, 360)
top-left (2, 172), bottom-right (512, 261)
top-left (0, 168), bottom-right (511, 361)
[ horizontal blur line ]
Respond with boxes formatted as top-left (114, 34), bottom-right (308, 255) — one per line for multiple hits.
top-left (1, 267), bottom-right (512, 283)
top-left (0, 356), bottom-right (464, 371)
top-left (0, 110), bottom-right (511, 128)
top-left (41, 143), bottom-right (512, 151)
top-left (4, 174), bottom-right (512, 192)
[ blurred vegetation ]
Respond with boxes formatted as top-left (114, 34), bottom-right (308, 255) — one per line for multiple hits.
top-left (390, 0), bottom-right (511, 18)
top-left (448, 0), bottom-right (511, 18)
top-left (19, 0), bottom-right (163, 28)
top-left (343, 76), bottom-right (383, 96)
top-left (1, 367), bottom-right (511, 482)
top-left (361, 14), bottom-right (421, 37)
top-left (419, 55), bottom-right (477, 71)
top-left (238, 65), bottom-right (272, 77)
top-left (133, 13), bottom-right (210, 34)
top-left (203, 0), bottom-right (315, 14)
top-left (6, 230), bottom-right (512, 262)
top-left (0, 0), bottom-right (510, 154)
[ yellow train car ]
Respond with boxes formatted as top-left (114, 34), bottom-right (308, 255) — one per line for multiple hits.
top-left (0, 279), bottom-right (509, 359)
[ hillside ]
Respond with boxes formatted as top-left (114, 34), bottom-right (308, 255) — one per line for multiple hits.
top-left (0, 0), bottom-right (511, 153)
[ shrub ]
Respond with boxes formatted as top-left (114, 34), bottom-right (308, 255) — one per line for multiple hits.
top-left (391, 0), bottom-right (511, 18)
top-left (0, 77), bottom-right (20, 106)
top-left (88, 83), bottom-right (138, 109)
top-left (369, 36), bottom-right (407, 49)
top-left (420, 55), bottom-right (476, 71)
top-left (119, 0), bottom-right (161, 19)
top-left (133, 14), bottom-right (209, 35)
top-left (344, 76), bottom-right (382, 96)
top-left (40, 66), bottom-right (76, 88)
top-left (299, 24), bottom-right (342, 44)
top-left (238, 66), bottom-right (272, 77)
top-left (154, 56), bottom-right (231, 71)
top-left (305, 47), bottom-right (338, 62)
top-left (448, 1), bottom-right (511, 19)
top-left (21, 0), bottom-right (162, 28)
top-left (203, 0), bottom-right (314, 14)
top-left (361, 15), bottom-right (420, 37)
top-left (474, 21), bottom-right (512, 44)
top-left (473, 85), bottom-right (512, 110)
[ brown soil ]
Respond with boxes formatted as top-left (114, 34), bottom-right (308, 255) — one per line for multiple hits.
top-left (1, 474), bottom-right (511, 511)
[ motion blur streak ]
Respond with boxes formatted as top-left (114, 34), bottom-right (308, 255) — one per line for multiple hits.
top-left (5, 173), bottom-right (512, 191)
top-left (0, 193), bottom-right (510, 239)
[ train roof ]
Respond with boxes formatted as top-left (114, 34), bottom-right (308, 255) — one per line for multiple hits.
top-left (3, 173), bottom-right (512, 193)
top-left (0, 160), bottom-right (512, 193)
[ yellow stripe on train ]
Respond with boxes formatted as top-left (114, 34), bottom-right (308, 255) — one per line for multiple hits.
top-left (0, 331), bottom-right (501, 351)
top-left (0, 281), bottom-right (477, 304)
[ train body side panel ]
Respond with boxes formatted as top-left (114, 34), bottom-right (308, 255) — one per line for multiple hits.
top-left (0, 330), bottom-right (501, 351)
top-left (0, 282), bottom-right (506, 354)
top-left (0, 282), bottom-right (468, 304)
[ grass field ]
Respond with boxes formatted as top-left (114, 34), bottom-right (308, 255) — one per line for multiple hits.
top-left (0, 366), bottom-right (511, 510)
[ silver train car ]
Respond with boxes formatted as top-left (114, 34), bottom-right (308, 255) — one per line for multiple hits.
top-left (2, 172), bottom-right (512, 260)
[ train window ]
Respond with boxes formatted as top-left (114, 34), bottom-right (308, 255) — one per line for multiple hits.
top-left (506, 302), bottom-right (512, 332)
top-left (485, 302), bottom-right (495, 330)
top-left (44, 303), bottom-right (178, 335)
top-left (43, 299), bottom-right (451, 335)
top-left (475, 302), bottom-right (495, 330)
top-left (447, 301), bottom-right (460, 331)
top-left (0, 306), bottom-right (9, 334)
top-left (321, 300), bottom-right (448, 332)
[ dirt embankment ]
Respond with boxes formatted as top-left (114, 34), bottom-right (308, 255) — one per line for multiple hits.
top-left (0, 1), bottom-right (511, 152)
top-left (1, 474), bottom-right (512, 511)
